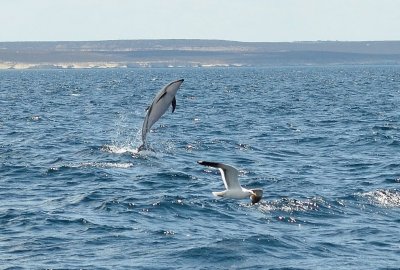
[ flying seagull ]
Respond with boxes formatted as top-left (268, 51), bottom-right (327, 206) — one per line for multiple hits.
top-left (198, 161), bottom-right (263, 204)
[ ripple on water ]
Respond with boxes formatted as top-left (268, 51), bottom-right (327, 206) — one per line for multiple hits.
top-left (2, 67), bottom-right (400, 269)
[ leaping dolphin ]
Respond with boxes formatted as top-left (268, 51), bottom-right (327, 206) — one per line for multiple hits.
top-left (138, 79), bottom-right (184, 151)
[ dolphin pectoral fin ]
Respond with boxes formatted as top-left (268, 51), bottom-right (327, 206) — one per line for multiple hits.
top-left (171, 97), bottom-right (176, 113)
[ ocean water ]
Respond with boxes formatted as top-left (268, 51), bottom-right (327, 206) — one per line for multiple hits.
top-left (0, 66), bottom-right (399, 269)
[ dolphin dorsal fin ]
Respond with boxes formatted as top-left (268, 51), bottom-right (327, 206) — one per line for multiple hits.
top-left (172, 97), bottom-right (176, 113)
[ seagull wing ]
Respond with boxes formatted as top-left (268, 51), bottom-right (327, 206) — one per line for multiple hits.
top-left (198, 161), bottom-right (242, 191)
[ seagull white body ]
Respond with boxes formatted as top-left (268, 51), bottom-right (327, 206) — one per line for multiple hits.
top-left (139, 79), bottom-right (184, 151)
top-left (198, 161), bottom-right (263, 204)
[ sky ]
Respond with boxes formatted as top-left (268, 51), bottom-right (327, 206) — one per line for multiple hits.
top-left (1, 0), bottom-right (400, 42)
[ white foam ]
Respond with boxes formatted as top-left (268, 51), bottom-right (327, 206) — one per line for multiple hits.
top-left (49, 162), bottom-right (134, 171)
top-left (361, 189), bottom-right (400, 207)
top-left (79, 162), bottom-right (134, 169)
top-left (101, 144), bottom-right (139, 155)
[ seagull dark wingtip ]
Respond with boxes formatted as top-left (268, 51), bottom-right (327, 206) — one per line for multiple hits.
top-left (250, 189), bottom-right (263, 204)
top-left (197, 160), bottom-right (221, 168)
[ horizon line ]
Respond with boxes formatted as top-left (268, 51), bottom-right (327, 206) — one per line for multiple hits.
top-left (1, 38), bottom-right (400, 44)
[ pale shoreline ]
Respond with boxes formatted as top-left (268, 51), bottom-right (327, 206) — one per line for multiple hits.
top-left (0, 61), bottom-right (246, 70)
top-left (1, 40), bottom-right (400, 69)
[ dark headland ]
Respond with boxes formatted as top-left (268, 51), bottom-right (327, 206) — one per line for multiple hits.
top-left (1, 39), bottom-right (400, 69)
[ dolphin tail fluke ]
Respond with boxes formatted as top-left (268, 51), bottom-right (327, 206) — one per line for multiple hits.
top-left (138, 143), bottom-right (146, 152)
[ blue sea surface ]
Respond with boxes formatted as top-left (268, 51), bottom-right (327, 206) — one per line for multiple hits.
top-left (0, 66), bottom-right (399, 269)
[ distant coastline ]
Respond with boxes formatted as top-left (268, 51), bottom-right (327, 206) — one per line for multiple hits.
top-left (1, 39), bottom-right (400, 69)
